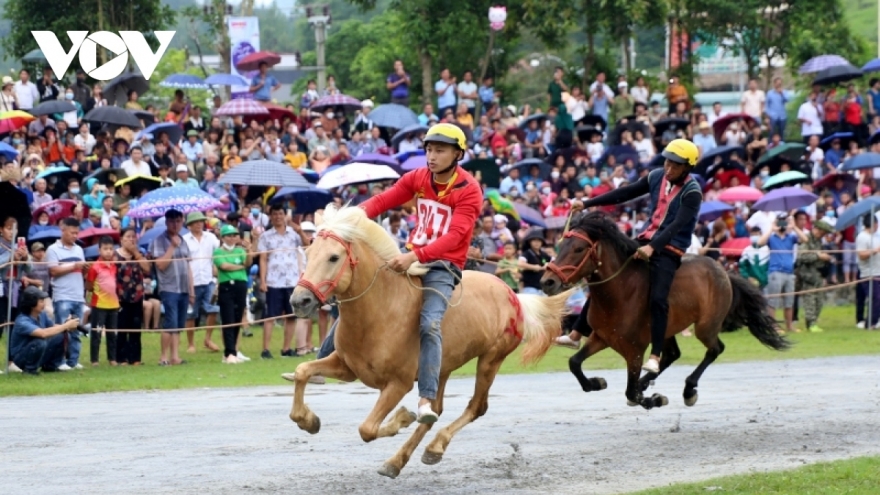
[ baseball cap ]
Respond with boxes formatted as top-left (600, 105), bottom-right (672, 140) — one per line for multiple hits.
top-left (220, 224), bottom-right (239, 237)
top-left (31, 242), bottom-right (45, 252)
top-left (176, 164), bottom-right (189, 173)
top-left (20, 285), bottom-right (49, 308)
top-left (301, 221), bottom-right (317, 232)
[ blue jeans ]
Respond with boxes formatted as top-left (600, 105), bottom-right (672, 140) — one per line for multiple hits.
top-left (187, 283), bottom-right (219, 321)
top-left (160, 292), bottom-right (190, 333)
top-left (14, 333), bottom-right (64, 373)
top-left (54, 300), bottom-right (84, 368)
top-left (770, 118), bottom-right (786, 140)
top-left (317, 261), bottom-right (458, 400)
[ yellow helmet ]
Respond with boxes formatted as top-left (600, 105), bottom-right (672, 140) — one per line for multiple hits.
top-left (423, 123), bottom-right (467, 151)
top-left (661, 139), bottom-right (699, 167)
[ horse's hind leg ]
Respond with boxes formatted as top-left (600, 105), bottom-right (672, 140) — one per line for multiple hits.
top-left (378, 375), bottom-right (448, 479)
top-left (570, 335), bottom-right (609, 393)
top-left (422, 353), bottom-right (504, 465)
top-left (683, 328), bottom-right (726, 407)
top-left (289, 353), bottom-right (357, 434)
top-left (639, 337), bottom-right (681, 392)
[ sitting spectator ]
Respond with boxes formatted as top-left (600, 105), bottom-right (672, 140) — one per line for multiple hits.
top-left (10, 285), bottom-right (81, 374)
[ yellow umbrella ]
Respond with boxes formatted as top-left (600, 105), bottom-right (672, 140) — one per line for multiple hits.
top-left (0, 110), bottom-right (36, 133)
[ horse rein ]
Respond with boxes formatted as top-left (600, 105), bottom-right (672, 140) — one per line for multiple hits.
top-left (546, 229), bottom-right (634, 287)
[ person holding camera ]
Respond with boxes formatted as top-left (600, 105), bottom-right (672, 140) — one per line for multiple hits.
top-left (758, 213), bottom-right (808, 333)
top-left (9, 285), bottom-right (81, 374)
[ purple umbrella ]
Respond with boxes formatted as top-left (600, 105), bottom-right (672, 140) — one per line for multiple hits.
top-left (699, 200), bottom-right (734, 222)
top-left (513, 203), bottom-right (546, 228)
top-left (401, 155), bottom-right (427, 171)
top-left (356, 152), bottom-right (399, 167)
top-left (128, 187), bottom-right (224, 219)
top-left (799, 54), bottom-right (850, 74)
top-left (751, 187), bottom-right (818, 212)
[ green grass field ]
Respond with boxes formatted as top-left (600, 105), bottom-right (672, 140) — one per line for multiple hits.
top-left (629, 456), bottom-right (880, 495)
top-left (1, 305), bottom-right (879, 396)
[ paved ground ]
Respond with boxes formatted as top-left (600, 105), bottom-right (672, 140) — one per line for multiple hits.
top-left (4, 356), bottom-right (880, 494)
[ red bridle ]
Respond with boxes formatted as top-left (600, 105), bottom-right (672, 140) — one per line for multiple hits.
top-left (545, 229), bottom-right (601, 286)
top-left (295, 230), bottom-right (359, 305)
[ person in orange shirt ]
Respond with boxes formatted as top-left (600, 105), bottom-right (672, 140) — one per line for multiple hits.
top-left (86, 236), bottom-right (120, 366)
top-left (666, 76), bottom-right (690, 114)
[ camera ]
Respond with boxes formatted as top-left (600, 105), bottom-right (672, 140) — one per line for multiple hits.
top-left (76, 323), bottom-right (92, 336)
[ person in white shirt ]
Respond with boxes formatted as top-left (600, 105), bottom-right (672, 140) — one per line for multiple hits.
top-left (586, 133), bottom-right (604, 163)
top-left (632, 128), bottom-right (655, 164)
top-left (183, 212), bottom-right (221, 353)
top-left (723, 122), bottom-right (746, 146)
top-left (856, 215), bottom-right (880, 328)
top-left (456, 70), bottom-right (478, 116)
top-left (99, 196), bottom-right (118, 228)
top-left (120, 146), bottom-right (153, 177)
top-left (565, 87), bottom-right (590, 124)
top-left (798, 91), bottom-right (824, 140)
top-left (73, 123), bottom-right (96, 155)
top-left (630, 76), bottom-right (650, 105)
top-left (589, 72), bottom-right (615, 99)
top-left (13, 69), bottom-right (39, 111)
top-left (706, 102), bottom-right (727, 127)
top-left (805, 135), bottom-right (826, 179)
top-left (740, 79), bottom-right (766, 120)
top-left (746, 209), bottom-right (778, 236)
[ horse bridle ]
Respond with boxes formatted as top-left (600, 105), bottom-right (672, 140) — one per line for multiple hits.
top-left (545, 229), bottom-right (602, 286)
top-left (296, 230), bottom-right (360, 305)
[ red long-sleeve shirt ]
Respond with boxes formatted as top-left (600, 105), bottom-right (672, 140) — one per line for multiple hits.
top-left (360, 166), bottom-right (482, 269)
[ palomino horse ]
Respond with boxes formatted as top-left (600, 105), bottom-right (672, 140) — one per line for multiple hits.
top-left (287, 205), bottom-right (572, 478)
top-left (541, 212), bottom-right (789, 409)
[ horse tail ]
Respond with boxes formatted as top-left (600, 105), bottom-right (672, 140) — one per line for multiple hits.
top-left (723, 273), bottom-right (791, 351)
top-left (518, 288), bottom-right (576, 364)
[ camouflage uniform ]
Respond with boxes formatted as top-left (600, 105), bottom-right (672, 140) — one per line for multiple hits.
top-left (795, 224), bottom-right (831, 329)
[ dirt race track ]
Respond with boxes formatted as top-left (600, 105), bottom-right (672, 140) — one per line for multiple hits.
top-left (5, 356), bottom-right (880, 494)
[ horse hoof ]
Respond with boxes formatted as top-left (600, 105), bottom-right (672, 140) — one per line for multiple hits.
top-left (651, 394), bottom-right (669, 407)
top-left (593, 377), bottom-right (608, 390)
top-left (626, 399), bottom-right (638, 407)
top-left (302, 415), bottom-right (321, 435)
top-left (281, 372), bottom-right (296, 382)
top-left (422, 451), bottom-right (444, 465)
top-left (684, 392), bottom-right (698, 407)
top-left (377, 463), bottom-right (401, 479)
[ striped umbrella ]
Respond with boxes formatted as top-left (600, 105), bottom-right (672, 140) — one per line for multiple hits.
top-left (798, 54), bottom-right (850, 74)
top-left (310, 94), bottom-right (363, 112)
top-left (213, 99), bottom-right (270, 116)
top-left (0, 110), bottom-right (36, 134)
top-left (160, 73), bottom-right (208, 89)
top-left (218, 159), bottom-right (311, 188)
top-left (204, 73), bottom-right (249, 86)
top-left (128, 187), bottom-right (224, 219)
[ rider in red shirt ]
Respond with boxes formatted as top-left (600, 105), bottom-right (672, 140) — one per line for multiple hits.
top-left (317, 123), bottom-right (482, 423)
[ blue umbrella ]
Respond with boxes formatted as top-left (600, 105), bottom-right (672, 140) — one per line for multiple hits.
top-left (0, 141), bottom-right (19, 161)
top-left (394, 149), bottom-right (424, 163)
top-left (138, 217), bottom-right (189, 247)
top-left (159, 73), bottom-right (208, 89)
top-left (401, 155), bottom-right (427, 171)
top-left (840, 153), bottom-right (880, 171)
top-left (820, 132), bottom-right (854, 148)
top-left (319, 165), bottom-right (341, 178)
top-left (599, 145), bottom-right (639, 165)
top-left (368, 103), bottom-right (419, 128)
top-left (299, 168), bottom-right (320, 183)
top-left (28, 226), bottom-right (61, 246)
top-left (36, 166), bottom-right (82, 190)
top-left (513, 203), bottom-right (546, 228)
top-left (356, 152), bottom-right (399, 167)
top-left (271, 185), bottom-right (333, 213)
top-left (136, 122), bottom-right (183, 145)
top-left (699, 201), bottom-right (734, 222)
top-left (204, 73), bottom-right (249, 86)
top-left (751, 187), bottom-right (818, 212)
top-left (218, 159), bottom-right (311, 188)
top-left (836, 197), bottom-right (880, 231)
top-left (510, 158), bottom-right (551, 179)
top-left (391, 124), bottom-right (429, 149)
top-left (862, 59), bottom-right (880, 73)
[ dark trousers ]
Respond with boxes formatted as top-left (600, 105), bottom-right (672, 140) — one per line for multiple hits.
top-left (116, 301), bottom-right (143, 364)
top-left (856, 278), bottom-right (880, 326)
top-left (218, 280), bottom-right (248, 358)
top-left (90, 307), bottom-right (119, 364)
top-left (574, 248), bottom-right (681, 356)
top-left (13, 333), bottom-right (64, 374)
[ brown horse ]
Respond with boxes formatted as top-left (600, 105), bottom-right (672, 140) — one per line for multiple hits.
top-left (541, 211), bottom-right (789, 409)
top-left (287, 205), bottom-right (572, 478)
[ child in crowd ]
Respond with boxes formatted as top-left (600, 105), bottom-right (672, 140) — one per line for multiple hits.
top-left (495, 241), bottom-right (521, 292)
top-left (87, 236), bottom-right (120, 366)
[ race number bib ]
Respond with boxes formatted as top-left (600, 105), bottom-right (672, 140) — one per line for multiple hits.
top-left (411, 199), bottom-right (452, 246)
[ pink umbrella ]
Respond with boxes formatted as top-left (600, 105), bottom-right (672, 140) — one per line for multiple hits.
top-left (718, 186), bottom-right (763, 203)
top-left (32, 199), bottom-right (77, 224)
top-left (213, 99), bottom-right (270, 117)
top-left (719, 237), bottom-right (751, 257)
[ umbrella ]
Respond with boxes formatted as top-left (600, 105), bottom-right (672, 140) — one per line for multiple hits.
top-left (813, 173), bottom-right (858, 190)
top-left (654, 117), bottom-right (690, 137)
top-left (355, 152), bottom-right (399, 167)
top-left (129, 109), bottom-right (155, 127)
top-left (129, 187), bottom-right (224, 219)
top-left (599, 145), bottom-right (639, 165)
top-left (218, 159), bottom-right (312, 188)
top-left (543, 216), bottom-right (569, 230)
top-left (311, 94), bottom-right (363, 112)
top-left (719, 237), bottom-right (752, 257)
top-left (580, 115), bottom-right (607, 130)
top-left (0, 182), bottom-right (31, 240)
top-left (394, 149), bottom-right (424, 164)
top-left (29, 100), bottom-right (76, 117)
top-left (820, 132), bottom-right (854, 149)
top-left (713, 168), bottom-right (750, 188)
top-left (32, 199), bottom-right (77, 224)
top-left (271, 185), bottom-right (333, 214)
top-left (136, 122), bottom-right (183, 145)
top-left (102, 72), bottom-right (149, 107)
top-left (751, 187), bottom-right (818, 212)
top-left (243, 103), bottom-right (295, 123)
top-left (0, 142), bottom-right (19, 161)
top-left (204, 73), bottom-right (249, 86)
top-left (213, 99), bottom-right (270, 117)
top-left (298, 168), bottom-right (321, 183)
top-left (78, 227), bottom-right (121, 245)
top-left (840, 152), bottom-right (880, 171)
top-left (706, 161), bottom-right (747, 179)
top-left (518, 113), bottom-right (546, 130)
top-left (461, 158), bottom-right (501, 189)
top-left (712, 113), bottom-right (758, 140)
top-left (317, 163), bottom-right (400, 189)
top-left (83, 244), bottom-right (118, 261)
top-left (761, 171), bottom-right (810, 190)
top-left (27, 227), bottom-right (61, 247)
top-left (812, 64), bottom-right (863, 86)
top-left (369, 104), bottom-right (419, 129)
top-left (836, 197), bottom-right (880, 231)
top-left (513, 203), bottom-right (546, 228)
top-left (0, 110), bottom-right (36, 134)
top-left (139, 217), bottom-right (189, 247)
top-left (84, 106), bottom-right (143, 128)
top-left (510, 158), bottom-right (551, 179)
top-left (699, 201), bottom-right (734, 222)
top-left (575, 125), bottom-right (602, 143)
top-left (115, 174), bottom-right (162, 197)
top-left (799, 55), bottom-right (850, 74)
top-left (718, 186), bottom-right (764, 203)
top-left (391, 124), bottom-right (429, 149)
top-left (755, 142), bottom-right (807, 169)
top-left (85, 168), bottom-right (123, 188)
top-left (862, 59), bottom-right (880, 73)
top-left (235, 51), bottom-right (282, 72)
top-left (693, 145), bottom-right (746, 176)
top-left (401, 155), bottom-right (427, 171)
top-left (36, 166), bottom-right (82, 190)
top-left (22, 48), bottom-right (47, 64)
top-left (160, 73), bottom-right (208, 89)
top-left (610, 121), bottom-right (649, 146)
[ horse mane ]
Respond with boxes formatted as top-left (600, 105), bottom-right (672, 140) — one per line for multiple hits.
top-left (317, 204), bottom-right (429, 276)
top-left (571, 211), bottom-right (640, 260)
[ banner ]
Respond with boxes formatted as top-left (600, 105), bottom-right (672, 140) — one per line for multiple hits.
top-left (228, 16), bottom-right (260, 100)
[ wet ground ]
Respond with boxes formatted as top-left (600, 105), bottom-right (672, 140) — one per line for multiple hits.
top-left (4, 355), bottom-right (880, 494)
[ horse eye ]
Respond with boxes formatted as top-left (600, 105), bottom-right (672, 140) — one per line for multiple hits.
top-left (573, 246), bottom-right (585, 253)
top-left (328, 255), bottom-right (340, 263)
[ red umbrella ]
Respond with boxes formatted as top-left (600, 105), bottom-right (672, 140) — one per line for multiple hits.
top-left (213, 99), bottom-right (270, 117)
top-left (78, 227), bottom-right (121, 246)
top-left (813, 172), bottom-right (857, 190)
top-left (234, 51), bottom-right (281, 72)
top-left (243, 103), bottom-right (295, 124)
top-left (715, 169), bottom-right (750, 188)
top-left (32, 199), bottom-right (77, 224)
top-left (719, 237), bottom-right (751, 257)
top-left (712, 113), bottom-right (758, 140)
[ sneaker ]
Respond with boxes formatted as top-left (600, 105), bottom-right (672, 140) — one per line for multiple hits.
top-left (260, 349), bottom-right (273, 359)
top-left (223, 355), bottom-right (241, 364)
top-left (237, 351), bottom-right (251, 362)
top-left (8, 362), bottom-right (23, 373)
top-left (642, 357), bottom-right (660, 374)
top-left (857, 321), bottom-right (866, 329)
top-left (320, 304), bottom-right (332, 312)
top-left (555, 334), bottom-right (580, 350)
top-left (808, 325), bottom-right (824, 333)
top-left (416, 403), bottom-right (439, 424)
top-left (74, 363), bottom-right (84, 370)
top-left (280, 349), bottom-right (295, 357)
top-left (58, 364), bottom-right (72, 371)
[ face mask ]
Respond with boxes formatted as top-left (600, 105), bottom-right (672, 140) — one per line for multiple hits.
top-left (222, 242), bottom-right (237, 251)
top-left (551, 171), bottom-right (560, 179)
top-left (825, 211), bottom-right (835, 218)
top-left (39, 219), bottom-right (48, 226)
top-left (760, 171), bottom-right (769, 178)
top-left (65, 93), bottom-right (74, 100)
top-left (620, 215), bottom-right (629, 222)
top-left (250, 207), bottom-right (261, 217)
top-left (70, 187), bottom-right (80, 195)
top-left (12, 138), bottom-right (21, 145)
top-left (326, 112), bottom-right (335, 119)
top-left (750, 235), bottom-right (759, 244)
top-left (508, 189), bottom-right (520, 198)
top-left (541, 187), bottom-right (551, 195)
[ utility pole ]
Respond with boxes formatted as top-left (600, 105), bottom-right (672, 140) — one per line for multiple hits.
top-left (240, 0), bottom-right (254, 16)
top-left (306, 4), bottom-right (331, 93)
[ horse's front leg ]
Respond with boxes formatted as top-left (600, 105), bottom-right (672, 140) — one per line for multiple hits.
top-left (625, 356), bottom-right (668, 410)
top-left (288, 352), bottom-right (356, 434)
top-left (569, 334), bottom-right (609, 393)
top-left (358, 380), bottom-right (412, 443)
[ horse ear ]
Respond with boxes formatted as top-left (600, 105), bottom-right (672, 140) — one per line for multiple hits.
top-left (314, 209), bottom-right (325, 227)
